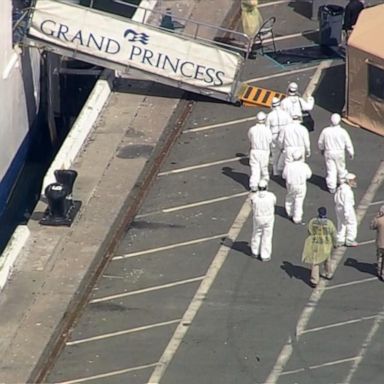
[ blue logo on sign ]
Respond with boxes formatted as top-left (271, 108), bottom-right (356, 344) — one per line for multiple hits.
top-left (123, 29), bottom-right (149, 45)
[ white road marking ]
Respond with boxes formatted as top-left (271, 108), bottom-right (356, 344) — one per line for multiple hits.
top-left (325, 277), bottom-right (378, 291)
top-left (246, 65), bottom-right (319, 84)
top-left (66, 319), bottom-right (181, 346)
top-left (187, 116), bottom-right (256, 132)
top-left (158, 156), bottom-right (245, 176)
top-left (90, 276), bottom-right (205, 304)
top-left (112, 233), bottom-right (226, 260)
top-left (343, 309), bottom-right (384, 383)
top-left (303, 60), bottom-right (334, 97)
top-left (370, 200), bottom-right (384, 206)
top-left (355, 239), bottom-right (375, 246)
top-left (136, 192), bottom-right (249, 218)
top-left (146, 197), bottom-right (252, 384)
top-left (280, 356), bottom-right (359, 376)
top-left (264, 124), bottom-right (384, 382)
top-left (259, 0), bottom-right (292, 7)
top-left (301, 315), bottom-right (377, 335)
top-left (56, 362), bottom-right (158, 384)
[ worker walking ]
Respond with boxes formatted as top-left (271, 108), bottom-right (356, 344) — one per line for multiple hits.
top-left (266, 97), bottom-right (292, 176)
top-left (280, 82), bottom-right (315, 121)
top-left (334, 173), bottom-right (358, 247)
top-left (248, 111), bottom-right (272, 190)
top-left (302, 207), bottom-right (337, 288)
top-left (250, 180), bottom-right (276, 261)
top-left (343, 0), bottom-right (364, 40)
top-left (318, 113), bottom-right (354, 193)
top-left (277, 115), bottom-right (311, 166)
top-left (282, 151), bottom-right (312, 224)
top-left (370, 205), bottom-right (384, 281)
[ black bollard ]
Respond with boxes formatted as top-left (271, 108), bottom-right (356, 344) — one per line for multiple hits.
top-left (54, 169), bottom-right (78, 198)
top-left (40, 171), bottom-right (82, 227)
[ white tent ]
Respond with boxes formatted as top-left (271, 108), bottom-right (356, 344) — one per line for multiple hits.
top-left (346, 4), bottom-right (384, 136)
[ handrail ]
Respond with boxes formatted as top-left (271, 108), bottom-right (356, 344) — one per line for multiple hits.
top-left (109, 0), bottom-right (252, 57)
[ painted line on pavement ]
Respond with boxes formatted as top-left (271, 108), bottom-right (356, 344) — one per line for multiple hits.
top-left (370, 200), bottom-right (384, 206)
top-left (246, 65), bottom-right (319, 84)
top-left (301, 315), bottom-right (377, 335)
top-left (147, 196), bottom-right (252, 384)
top-left (259, 0), bottom-right (292, 7)
top-left (56, 362), bottom-right (158, 384)
top-left (158, 156), bottom-right (245, 176)
top-left (112, 233), bottom-right (226, 260)
top-left (325, 277), bottom-right (378, 290)
top-left (343, 308), bottom-right (384, 383)
top-left (356, 239), bottom-right (375, 246)
top-left (187, 116), bottom-right (256, 132)
top-left (281, 356), bottom-right (358, 376)
top-left (136, 192), bottom-right (249, 218)
top-left (264, 108), bottom-right (384, 383)
top-left (66, 319), bottom-right (181, 346)
top-left (90, 276), bottom-right (205, 304)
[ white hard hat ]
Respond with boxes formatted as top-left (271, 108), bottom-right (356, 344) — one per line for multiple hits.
top-left (331, 113), bottom-right (341, 126)
top-left (272, 97), bottom-right (281, 107)
top-left (258, 179), bottom-right (268, 189)
top-left (341, 172), bottom-right (356, 183)
top-left (288, 82), bottom-right (298, 94)
top-left (256, 111), bottom-right (267, 123)
top-left (346, 173), bottom-right (356, 181)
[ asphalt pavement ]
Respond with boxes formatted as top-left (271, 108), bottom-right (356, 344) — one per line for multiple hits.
top-left (0, 0), bottom-right (241, 383)
top-left (1, 1), bottom-right (384, 384)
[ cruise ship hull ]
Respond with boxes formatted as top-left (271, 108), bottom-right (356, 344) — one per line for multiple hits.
top-left (0, 1), bottom-right (41, 215)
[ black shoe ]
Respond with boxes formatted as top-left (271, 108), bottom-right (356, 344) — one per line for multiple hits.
top-left (309, 281), bottom-right (317, 288)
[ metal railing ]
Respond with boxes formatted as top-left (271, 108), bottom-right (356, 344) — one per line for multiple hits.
top-left (108, 0), bottom-right (253, 57)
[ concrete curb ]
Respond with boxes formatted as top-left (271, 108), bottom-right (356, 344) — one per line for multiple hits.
top-left (0, 225), bottom-right (30, 290)
top-left (41, 69), bottom-right (115, 195)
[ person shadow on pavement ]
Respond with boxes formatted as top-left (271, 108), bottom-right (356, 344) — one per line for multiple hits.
top-left (222, 166), bottom-right (249, 190)
top-left (344, 257), bottom-right (377, 276)
top-left (281, 261), bottom-right (313, 287)
top-left (308, 173), bottom-right (328, 192)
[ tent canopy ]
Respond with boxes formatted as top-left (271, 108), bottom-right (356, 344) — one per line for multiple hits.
top-left (348, 4), bottom-right (384, 59)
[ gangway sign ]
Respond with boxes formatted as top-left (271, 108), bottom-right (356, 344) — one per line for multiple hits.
top-left (27, 0), bottom-right (246, 103)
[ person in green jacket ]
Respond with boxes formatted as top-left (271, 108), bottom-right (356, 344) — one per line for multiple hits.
top-left (302, 207), bottom-right (337, 287)
top-left (241, 0), bottom-right (263, 38)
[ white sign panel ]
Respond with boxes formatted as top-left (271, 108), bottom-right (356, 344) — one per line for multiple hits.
top-left (29, 0), bottom-right (243, 95)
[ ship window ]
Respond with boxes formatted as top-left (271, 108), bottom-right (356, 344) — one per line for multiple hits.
top-left (368, 63), bottom-right (384, 101)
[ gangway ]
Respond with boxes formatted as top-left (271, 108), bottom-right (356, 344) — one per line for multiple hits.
top-left (24, 0), bottom-right (262, 104)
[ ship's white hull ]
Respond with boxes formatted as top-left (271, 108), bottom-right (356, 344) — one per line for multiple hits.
top-left (0, 1), bottom-right (41, 214)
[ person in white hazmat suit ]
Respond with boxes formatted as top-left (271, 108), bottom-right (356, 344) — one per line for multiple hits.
top-left (248, 111), bottom-right (272, 190)
top-left (282, 151), bottom-right (312, 224)
top-left (334, 173), bottom-right (358, 247)
top-left (250, 180), bottom-right (276, 261)
top-left (277, 114), bottom-right (311, 166)
top-left (318, 113), bottom-right (354, 193)
top-left (266, 97), bottom-right (292, 176)
top-left (281, 82), bottom-right (315, 121)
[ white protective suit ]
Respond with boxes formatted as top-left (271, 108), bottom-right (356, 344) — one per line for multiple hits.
top-left (282, 159), bottom-right (312, 223)
top-left (250, 189), bottom-right (276, 260)
top-left (318, 123), bottom-right (354, 192)
top-left (334, 183), bottom-right (357, 244)
top-left (277, 119), bottom-right (311, 165)
top-left (280, 95), bottom-right (314, 121)
top-left (248, 122), bottom-right (272, 190)
top-left (266, 106), bottom-right (292, 175)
